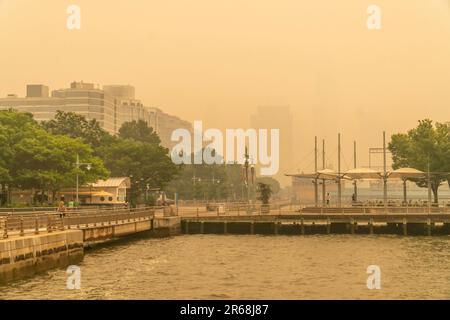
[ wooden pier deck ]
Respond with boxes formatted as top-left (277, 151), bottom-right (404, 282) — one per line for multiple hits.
top-left (180, 207), bottom-right (450, 236)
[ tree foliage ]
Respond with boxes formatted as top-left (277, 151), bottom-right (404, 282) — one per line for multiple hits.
top-left (165, 163), bottom-right (234, 201)
top-left (256, 183), bottom-right (273, 204)
top-left (256, 177), bottom-right (280, 195)
top-left (388, 119), bottom-right (450, 203)
top-left (42, 110), bottom-right (110, 148)
top-left (0, 109), bottom-right (108, 204)
top-left (118, 120), bottom-right (161, 145)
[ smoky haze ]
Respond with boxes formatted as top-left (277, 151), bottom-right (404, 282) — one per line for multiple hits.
top-left (1, 0), bottom-right (449, 177)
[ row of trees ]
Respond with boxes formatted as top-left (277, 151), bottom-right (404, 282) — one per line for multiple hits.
top-left (0, 109), bottom-right (282, 206)
top-left (0, 109), bottom-right (178, 206)
top-left (0, 111), bottom-right (107, 205)
top-left (164, 160), bottom-right (281, 202)
top-left (388, 119), bottom-right (450, 203)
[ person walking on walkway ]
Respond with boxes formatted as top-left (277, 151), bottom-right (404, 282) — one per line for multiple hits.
top-left (58, 201), bottom-right (67, 218)
top-left (326, 193), bottom-right (331, 207)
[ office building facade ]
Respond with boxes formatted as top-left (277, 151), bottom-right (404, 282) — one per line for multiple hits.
top-left (0, 82), bottom-right (192, 149)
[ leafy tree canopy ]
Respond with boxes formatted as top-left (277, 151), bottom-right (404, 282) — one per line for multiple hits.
top-left (256, 182), bottom-right (273, 204)
top-left (42, 110), bottom-right (110, 148)
top-left (118, 120), bottom-right (161, 145)
top-left (388, 119), bottom-right (450, 203)
top-left (0, 109), bottom-right (109, 204)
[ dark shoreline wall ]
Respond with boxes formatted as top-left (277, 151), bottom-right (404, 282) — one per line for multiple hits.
top-left (0, 217), bottom-right (181, 284)
top-left (181, 220), bottom-right (450, 236)
top-left (0, 230), bottom-right (84, 284)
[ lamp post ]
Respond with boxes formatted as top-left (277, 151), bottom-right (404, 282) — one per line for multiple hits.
top-left (75, 153), bottom-right (91, 205)
top-left (427, 155), bottom-right (432, 213)
top-left (383, 131), bottom-right (388, 212)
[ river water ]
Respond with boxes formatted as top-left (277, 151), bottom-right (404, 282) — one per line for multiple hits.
top-left (1, 234), bottom-right (450, 299)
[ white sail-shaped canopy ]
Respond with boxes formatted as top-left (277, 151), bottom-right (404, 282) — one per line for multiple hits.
top-left (286, 169), bottom-right (341, 181)
top-left (388, 168), bottom-right (425, 180)
top-left (344, 168), bottom-right (382, 180)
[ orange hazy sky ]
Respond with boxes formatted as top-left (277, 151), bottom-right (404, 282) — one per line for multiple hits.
top-left (1, 0), bottom-right (450, 172)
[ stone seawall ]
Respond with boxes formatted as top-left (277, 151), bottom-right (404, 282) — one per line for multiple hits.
top-left (151, 217), bottom-right (181, 237)
top-left (0, 216), bottom-right (181, 284)
top-left (0, 230), bottom-right (84, 284)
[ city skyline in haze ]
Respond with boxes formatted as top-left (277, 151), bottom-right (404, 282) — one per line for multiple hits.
top-left (1, 0), bottom-right (450, 173)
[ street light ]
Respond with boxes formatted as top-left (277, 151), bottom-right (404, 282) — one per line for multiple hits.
top-left (75, 153), bottom-right (92, 205)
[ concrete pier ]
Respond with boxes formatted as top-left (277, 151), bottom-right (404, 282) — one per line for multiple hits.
top-left (1, 211), bottom-right (181, 284)
top-left (0, 230), bottom-right (83, 284)
top-left (180, 212), bottom-right (450, 236)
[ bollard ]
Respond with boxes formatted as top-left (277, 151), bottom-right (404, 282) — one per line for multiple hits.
top-left (274, 222), bottom-right (279, 235)
top-left (224, 221), bottom-right (228, 234)
top-left (369, 218), bottom-right (374, 235)
top-left (250, 221), bottom-right (255, 235)
top-left (403, 218), bottom-right (408, 236)
top-left (326, 218), bottom-right (331, 234)
top-left (2, 218), bottom-right (8, 239)
top-left (427, 219), bottom-right (432, 236)
top-left (300, 218), bottom-right (305, 235)
top-left (350, 218), bottom-right (355, 234)
top-left (35, 216), bottom-right (39, 235)
top-left (47, 215), bottom-right (52, 233)
top-left (60, 216), bottom-right (65, 231)
top-left (20, 216), bottom-right (24, 236)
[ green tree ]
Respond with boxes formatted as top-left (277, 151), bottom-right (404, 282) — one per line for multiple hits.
top-left (164, 153), bottom-right (243, 202)
top-left (42, 113), bottom-right (182, 206)
top-left (118, 120), bottom-right (161, 145)
top-left (388, 119), bottom-right (450, 203)
top-left (256, 177), bottom-right (281, 195)
top-left (256, 183), bottom-right (273, 204)
top-left (98, 138), bottom-right (178, 206)
top-left (42, 110), bottom-right (110, 148)
top-left (0, 109), bottom-right (109, 205)
top-left (0, 110), bottom-right (40, 203)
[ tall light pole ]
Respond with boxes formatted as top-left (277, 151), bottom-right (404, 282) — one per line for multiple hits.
top-left (427, 154), bottom-right (432, 213)
top-left (383, 131), bottom-right (388, 212)
top-left (322, 139), bottom-right (326, 207)
top-left (337, 133), bottom-right (342, 207)
top-left (314, 136), bottom-right (318, 207)
top-left (353, 141), bottom-right (358, 202)
top-left (244, 146), bottom-right (250, 203)
top-left (75, 153), bottom-right (91, 205)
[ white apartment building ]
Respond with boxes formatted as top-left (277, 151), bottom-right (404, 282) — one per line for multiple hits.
top-left (0, 82), bottom-right (192, 149)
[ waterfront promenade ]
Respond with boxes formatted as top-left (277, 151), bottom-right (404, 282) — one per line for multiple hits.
top-left (0, 206), bottom-right (180, 284)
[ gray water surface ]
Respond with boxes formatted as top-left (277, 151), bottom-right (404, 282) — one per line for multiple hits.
top-left (1, 234), bottom-right (450, 299)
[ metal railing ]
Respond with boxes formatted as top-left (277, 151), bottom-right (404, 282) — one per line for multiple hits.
top-left (175, 202), bottom-right (450, 218)
top-left (0, 207), bottom-right (155, 239)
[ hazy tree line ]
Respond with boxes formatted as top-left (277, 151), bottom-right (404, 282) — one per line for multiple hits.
top-left (164, 161), bottom-right (280, 202)
top-left (0, 109), bottom-right (281, 207)
top-left (0, 109), bottom-right (178, 206)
